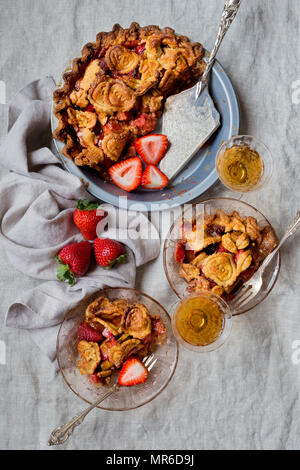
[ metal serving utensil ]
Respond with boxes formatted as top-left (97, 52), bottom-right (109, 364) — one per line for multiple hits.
top-left (160, 0), bottom-right (242, 181)
top-left (231, 210), bottom-right (300, 312)
top-left (48, 354), bottom-right (157, 446)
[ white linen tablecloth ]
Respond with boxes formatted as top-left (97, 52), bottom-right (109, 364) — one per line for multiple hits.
top-left (0, 0), bottom-right (300, 450)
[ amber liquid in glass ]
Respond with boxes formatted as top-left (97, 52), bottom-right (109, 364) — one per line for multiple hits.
top-left (175, 296), bottom-right (224, 346)
top-left (217, 145), bottom-right (263, 191)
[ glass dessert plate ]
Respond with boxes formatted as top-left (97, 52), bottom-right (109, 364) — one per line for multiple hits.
top-left (163, 198), bottom-right (281, 316)
top-left (57, 287), bottom-right (179, 411)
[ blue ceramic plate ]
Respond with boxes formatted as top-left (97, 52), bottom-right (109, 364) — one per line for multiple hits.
top-left (51, 58), bottom-right (239, 211)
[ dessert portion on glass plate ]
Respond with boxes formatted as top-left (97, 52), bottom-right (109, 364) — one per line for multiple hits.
top-left (173, 208), bottom-right (278, 302)
top-left (76, 295), bottom-right (167, 386)
top-left (52, 23), bottom-right (206, 191)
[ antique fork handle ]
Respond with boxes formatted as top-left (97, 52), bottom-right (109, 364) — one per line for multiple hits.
top-left (257, 210), bottom-right (300, 273)
top-left (48, 384), bottom-right (119, 446)
top-left (196, 0), bottom-right (242, 99)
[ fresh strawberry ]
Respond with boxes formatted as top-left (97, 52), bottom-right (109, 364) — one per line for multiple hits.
top-left (78, 322), bottom-right (103, 342)
top-left (118, 358), bottom-right (148, 386)
top-left (94, 238), bottom-right (127, 269)
top-left (174, 242), bottom-right (186, 263)
top-left (135, 43), bottom-right (146, 55)
top-left (56, 241), bottom-right (92, 285)
top-left (109, 157), bottom-right (142, 192)
top-left (135, 134), bottom-right (168, 165)
top-left (141, 165), bottom-right (169, 190)
top-left (102, 328), bottom-right (115, 339)
top-left (73, 199), bottom-right (108, 240)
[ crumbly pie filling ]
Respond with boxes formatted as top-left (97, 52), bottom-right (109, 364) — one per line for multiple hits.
top-left (77, 296), bottom-right (167, 385)
top-left (176, 209), bottom-right (278, 300)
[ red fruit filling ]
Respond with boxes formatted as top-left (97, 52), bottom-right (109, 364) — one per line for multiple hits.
top-left (78, 322), bottom-right (104, 343)
top-left (131, 113), bottom-right (157, 135)
top-left (174, 242), bottom-right (186, 263)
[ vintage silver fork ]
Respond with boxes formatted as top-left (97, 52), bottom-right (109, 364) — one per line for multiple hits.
top-left (231, 210), bottom-right (300, 312)
top-left (48, 354), bottom-right (157, 446)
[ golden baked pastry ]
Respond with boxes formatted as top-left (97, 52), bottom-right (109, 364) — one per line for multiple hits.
top-left (106, 339), bottom-right (141, 368)
top-left (77, 295), bottom-right (167, 385)
top-left (201, 253), bottom-right (238, 288)
top-left (77, 340), bottom-right (101, 375)
top-left (53, 23), bottom-right (205, 181)
top-left (124, 303), bottom-right (152, 339)
top-left (175, 209), bottom-right (278, 300)
top-left (85, 296), bottom-right (129, 335)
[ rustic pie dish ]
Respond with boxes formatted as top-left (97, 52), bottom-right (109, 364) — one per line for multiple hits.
top-left (51, 23), bottom-right (240, 210)
top-left (163, 198), bottom-right (281, 315)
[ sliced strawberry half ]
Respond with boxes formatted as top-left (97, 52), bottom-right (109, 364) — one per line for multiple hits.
top-left (141, 165), bottom-right (169, 190)
top-left (135, 134), bottom-right (168, 165)
top-left (109, 157), bottom-right (142, 192)
top-left (118, 358), bottom-right (148, 386)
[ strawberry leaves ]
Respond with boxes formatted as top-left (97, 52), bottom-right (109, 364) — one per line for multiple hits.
top-left (56, 256), bottom-right (76, 286)
top-left (76, 199), bottom-right (99, 211)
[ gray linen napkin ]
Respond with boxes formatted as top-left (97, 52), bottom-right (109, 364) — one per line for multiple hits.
top-left (0, 77), bottom-right (160, 363)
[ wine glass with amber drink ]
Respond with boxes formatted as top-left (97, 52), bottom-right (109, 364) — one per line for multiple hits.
top-left (216, 135), bottom-right (273, 193)
top-left (171, 292), bottom-right (232, 352)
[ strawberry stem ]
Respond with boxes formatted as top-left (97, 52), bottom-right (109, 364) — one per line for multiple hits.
top-left (104, 253), bottom-right (128, 270)
top-left (56, 256), bottom-right (76, 286)
top-left (76, 199), bottom-right (99, 211)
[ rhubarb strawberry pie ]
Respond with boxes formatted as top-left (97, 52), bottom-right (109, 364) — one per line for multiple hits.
top-left (76, 295), bottom-right (167, 385)
top-left (53, 23), bottom-right (206, 191)
top-left (174, 209), bottom-right (278, 301)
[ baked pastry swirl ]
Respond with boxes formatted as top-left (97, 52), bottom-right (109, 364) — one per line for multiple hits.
top-left (175, 209), bottom-right (278, 300)
top-left (53, 23), bottom-right (206, 181)
top-left (201, 252), bottom-right (238, 288)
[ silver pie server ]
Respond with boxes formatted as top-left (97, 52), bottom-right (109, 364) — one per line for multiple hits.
top-left (160, 0), bottom-right (242, 181)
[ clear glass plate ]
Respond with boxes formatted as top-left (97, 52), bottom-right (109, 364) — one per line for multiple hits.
top-left (57, 287), bottom-right (179, 411)
top-left (163, 198), bottom-right (281, 316)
